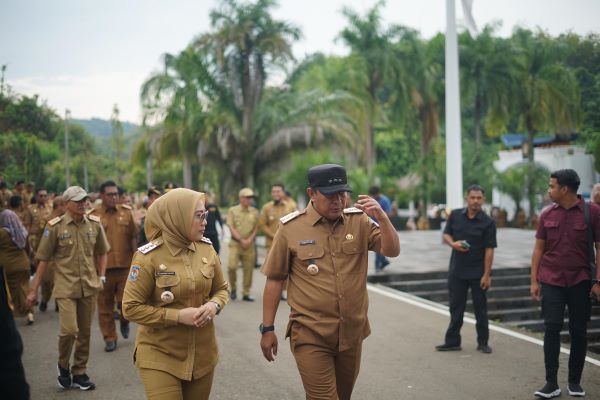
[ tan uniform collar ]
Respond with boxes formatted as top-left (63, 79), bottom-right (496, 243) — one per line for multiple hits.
top-left (164, 238), bottom-right (196, 256)
top-left (102, 204), bottom-right (118, 213)
top-left (306, 202), bottom-right (346, 226)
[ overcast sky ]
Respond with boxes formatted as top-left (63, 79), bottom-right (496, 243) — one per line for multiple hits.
top-left (2, 0), bottom-right (599, 122)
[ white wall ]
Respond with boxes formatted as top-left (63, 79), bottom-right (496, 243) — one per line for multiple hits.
top-left (492, 145), bottom-right (598, 219)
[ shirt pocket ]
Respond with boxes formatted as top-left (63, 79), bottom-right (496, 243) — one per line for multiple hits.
top-left (155, 274), bottom-right (182, 305)
top-left (572, 223), bottom-right (587, 243)
top-left (85, 230), bottom-right (97, 255)
top-left (341, 241), bottom-right (364, 274)
top-left (200, 264), bottom-right (215, 297)
top-left (57, 238), bottom-right (73, 258)
top-left (544, 220), bottom-right (560, 242)
top-left (296, 245), bottom-right (325, 275)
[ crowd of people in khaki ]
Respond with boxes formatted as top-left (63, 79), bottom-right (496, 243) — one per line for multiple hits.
top-left (3, 165), bottom-right (600, 400)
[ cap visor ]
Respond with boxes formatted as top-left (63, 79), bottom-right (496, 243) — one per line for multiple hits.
top-left (316, 184), bottom-right (353, 195)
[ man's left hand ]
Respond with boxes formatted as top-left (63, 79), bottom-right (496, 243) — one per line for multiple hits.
top-left (354, 195), bottom-right (385, 221)
top-left (591, 282), bottom-right (600, 300)
top-left (480, 275), bottom-right (491, 290)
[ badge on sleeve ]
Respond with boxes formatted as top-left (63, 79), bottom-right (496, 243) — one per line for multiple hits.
top-left (128, 265), bottom-right (141, 281)
top-left (43, 228), bottom-right (50, 237)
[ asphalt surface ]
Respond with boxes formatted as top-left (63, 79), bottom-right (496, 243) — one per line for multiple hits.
top-left (18, 231), bottom-right (600, 399)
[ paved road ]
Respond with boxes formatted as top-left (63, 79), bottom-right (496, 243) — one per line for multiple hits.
top-left (18, 230), bottom-right (600, 399)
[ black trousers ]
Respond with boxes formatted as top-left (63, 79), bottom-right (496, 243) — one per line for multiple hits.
top-left (204, 232), bottom-right (220, 254)
top-left (541, 280), bottom-right (591, 384)
top-left (444, 275), bottom-right (489, 347)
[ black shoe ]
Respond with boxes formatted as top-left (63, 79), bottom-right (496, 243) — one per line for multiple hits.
top-left (120, 321), bottom-right (130, 339)
top-left (57, 364), bottom-right (71, 389)
top-left (104, 340), bottom-right (117, 352)
top-left (477, 344), bottom-right (492, 354)
top-left (435, 343), bottom-right (462, 351)
top-left (242, 295), bottom-right (255, 302)
top-left (230, 292), bottom-right (237, 300)
top-left (26, 312), bottom-right (34, 325)
top-left (280, 292), bottom-right (287, 301)
top-left (39, 301), bottom-right (48, 312)
top-left (71, 374), bottom-right (96, 391)
top-left (534, 382), bottom-right (561, 398)
top-left (568, 383), bottom-right (585, 397)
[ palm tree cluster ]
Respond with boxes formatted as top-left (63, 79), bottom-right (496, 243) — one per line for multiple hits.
top-left (132, 0), bottom-right (596, 212)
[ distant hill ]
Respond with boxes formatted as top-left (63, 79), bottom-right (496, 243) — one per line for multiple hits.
top-left (71, 118), bottom-right (140, 139)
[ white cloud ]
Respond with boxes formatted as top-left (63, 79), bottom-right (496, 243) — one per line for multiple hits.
top-left (7, 72), bottom-right (144, 123)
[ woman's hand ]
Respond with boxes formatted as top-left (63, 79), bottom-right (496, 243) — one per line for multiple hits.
top-left (193, 302), bottom-right (218, 328)
top-left (177, 307), bottom-right (200, 326)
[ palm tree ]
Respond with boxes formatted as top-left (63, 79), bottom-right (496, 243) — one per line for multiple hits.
top-left (459, 25), bottom-right (516, 148)
top-left (338, 0), bottom-right (403, 172)
top-left (140, 48), bottom-right (213, 188)
top-left (511, 29), bottom-right (580, 224)
top-left (193, 0), bottom-right (301, 187)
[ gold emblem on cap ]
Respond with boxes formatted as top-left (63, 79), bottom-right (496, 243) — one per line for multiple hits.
top-left (307, 263), bottom-right (319, 275)
top-left (345, 234), bottom-right (354, 240)
top-left (159, 264), bottom-right (167, 271)
top-left (202, 257), bottom-right (208, 264)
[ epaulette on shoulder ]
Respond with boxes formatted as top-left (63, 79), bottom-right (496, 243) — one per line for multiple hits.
top-left (88, 214), bottom-right (101, 223)
top-left (280, 210), bottom-right (303, 224)
top-left (47, 216), bottom-right (62, 226)
top-left (121, 204), bottom-right (132, 210)
top-left (138, 237), bottom-right (163, 254)
top-left (344, 207), bottom-right (363, 214)
top-left (200, 237), bottom-right (212, 245)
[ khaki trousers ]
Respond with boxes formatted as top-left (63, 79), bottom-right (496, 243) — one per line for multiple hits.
top-left (6, 270), bottom-right (32, 316)
top-left (98, 268), bottom-right (129, 342)
top-left (290, 331), bottom-right (362, 400)
top-left (40, 261), bottom-right (56, 303)
top-left (57, 295), bottom-right (96, 375)
top-left (227, 242), bottom-right (255, 296)
top-left (139, 368), bottom-right (214, 400)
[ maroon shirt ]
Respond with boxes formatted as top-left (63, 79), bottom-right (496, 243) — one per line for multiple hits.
top-left (536, 197), bottom-right (600, 287)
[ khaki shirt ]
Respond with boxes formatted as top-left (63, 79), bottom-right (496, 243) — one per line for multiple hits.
top-left (0, 228), bottom-right (29, 274)
top-left (36, 213), bottom-right (110, 298)
top-left (227, 205), bottom-right (258, 240)
top-left (261, 202), bottom-right (381, 352)
top-left (0, 189), bottom-right (12, 210)
top-left (26, 204), bottom-right (53, 251)
top-left (122, 237), bottom-right (229, 380)
top-left (258, 200), bottom-right (296, 249)
top-left (90, 204), bottom-right (138, 269)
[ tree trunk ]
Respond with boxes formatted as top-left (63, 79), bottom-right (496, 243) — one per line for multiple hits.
top-left (366, 122), bottom-right (375, 175)
top-left (526, 115), bottom-right (535, 228)
top-left (183, 153), bottom-right (192, 189)
top-left (146, 157), bottom-right (153, 189)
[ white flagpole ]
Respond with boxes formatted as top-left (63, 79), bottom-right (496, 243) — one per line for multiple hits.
top-left (445, 0), bottom-right (464, 209)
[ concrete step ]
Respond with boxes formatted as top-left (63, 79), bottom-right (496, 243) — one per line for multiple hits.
top-left (506, 316), bottom-right (600, 332)
top-left (414, 285), bottom-right (531, 302)
top-left (488, 307), bottom-right (542, 322)
top-left (561, 328), bottom-right (600, 342)
top-left (368, 267), bottom-right (531, 284)
top-left (386, 274), bottom-right (531, 293)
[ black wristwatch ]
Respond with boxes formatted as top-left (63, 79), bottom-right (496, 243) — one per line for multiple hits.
top-left (259, 323), bottom-right (275, 334)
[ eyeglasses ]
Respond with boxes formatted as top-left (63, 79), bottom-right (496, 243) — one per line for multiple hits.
top-left (196, 210), bottom-right (209, 221)
top-left (105, 192), bottom-right (119, 197)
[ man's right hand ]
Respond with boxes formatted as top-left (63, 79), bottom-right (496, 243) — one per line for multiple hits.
top-left (260, 332), bottom-right (278, 362)
top-left (451, 241), bottom-right (469, 253)
top-left (26, 288), bottom-right (38, 308)
top-left (530, 281), bottom-right (542, 301)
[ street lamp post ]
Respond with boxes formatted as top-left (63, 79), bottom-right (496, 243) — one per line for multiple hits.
top-left (64, 109), bottom-right (71, 188)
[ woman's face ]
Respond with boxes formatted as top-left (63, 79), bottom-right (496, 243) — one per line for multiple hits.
top-left (189, 200), bottom-right (208, 242)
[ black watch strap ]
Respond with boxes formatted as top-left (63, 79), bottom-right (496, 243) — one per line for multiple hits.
top-left (259, 323), bottom-right (275, 334)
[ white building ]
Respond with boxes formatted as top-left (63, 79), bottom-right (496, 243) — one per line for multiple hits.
top-left (493, 143), bottom-right (598, 219)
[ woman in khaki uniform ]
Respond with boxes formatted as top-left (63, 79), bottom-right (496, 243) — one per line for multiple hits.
top-left (123, 188), bottom-right (229, 400)
top-left (0, 209), bottom-right (34, 324)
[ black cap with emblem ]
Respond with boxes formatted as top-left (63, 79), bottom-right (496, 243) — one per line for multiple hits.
top-left (307, 164), bottom-right (353, 195)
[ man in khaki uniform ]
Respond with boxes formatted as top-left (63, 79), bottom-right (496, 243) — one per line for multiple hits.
top-left (259, 183), bottom-right (296, 300)
top-left (227, 187), bottom-right (259, 301)
top-left (90, 180), bottom-right (138, 352)
top-left (27, 186), bottom-right (109, 391)
top-left (260, 164), bottom-right (400, 400)
top-left (0, 181), bottom-right (13, 210)
top-left (25, 188), bottom-right (53, 311)
top-left (39, 196), bottom-right (67, 312)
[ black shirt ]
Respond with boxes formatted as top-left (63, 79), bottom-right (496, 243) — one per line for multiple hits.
top-left (205, 203), bottom-right (223, 235)
top-left (444, 208), bottom-right (497, 279)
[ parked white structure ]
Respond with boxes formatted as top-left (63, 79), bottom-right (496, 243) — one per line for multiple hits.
top-left (493, 144), bottom-right (598, 219)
